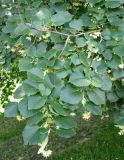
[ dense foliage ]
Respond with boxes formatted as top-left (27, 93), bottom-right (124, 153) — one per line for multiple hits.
top-left (1, 0), bottom-right (124, 156)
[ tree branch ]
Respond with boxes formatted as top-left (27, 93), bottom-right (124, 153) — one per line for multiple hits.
top-left (24, 23), bottom-right (86, 37)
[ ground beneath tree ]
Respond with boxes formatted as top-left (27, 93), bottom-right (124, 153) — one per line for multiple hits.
top-left (0, 114), bottom-right (124, 160)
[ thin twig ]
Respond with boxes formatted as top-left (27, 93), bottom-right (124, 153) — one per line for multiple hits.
top-left (24, 23), bottom-right (70, 36)
top-left (24, 23), bottom-right (101, 38)
top-left (24, 23), bottom-right (87, 37)
top-left (20, 19), bottom-right (102, 56)
top-left (23, 23), bottom-right (102, 55)
top-left (60, 35), bottom-right (70, 55)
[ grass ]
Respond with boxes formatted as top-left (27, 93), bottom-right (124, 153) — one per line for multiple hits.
top-left (0, 114), bottom-right (124, 160)
top-left (50, 122), bottom-right (124, 160)
top-left (0, 114), bottom-right (25, 143)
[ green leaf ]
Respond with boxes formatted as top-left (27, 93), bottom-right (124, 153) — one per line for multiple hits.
top-left (107, 92), bottom-right (119, 102)
top-left (85, 102), bottom-right (102, 116)
top-left (54, 116), bottom-right (77, 129)
top-left (2, 22), bottom-right (15, 33)
top-left (23, 125), bottom-right (39, 145)
top-left (87, 0), bottom-right (102, 4)
top-left (18, 98), bottom-right (37, 118)
top-left (52, 86), bottom-right (63, 98)
top-left (30, 128), bottom-right (49, 146)
top-left (14, 86), bottom-right (25, 99)
top-left (39, 84), bottom-right (51, 96)
top-left (44, 73), bottom-right (62, 89)
top-left (44, 49), bottom-right (57, 60)
top-left (52, 102), bottom-right (69, 116)
top-left (28, 46), bottom-right (37, 58)
top-left (71, 54), bottom-right (81, 65)
top-left (69, 19), bottom-right (83, 31)
top-left (36, 8), bottom-right (51, 24)
top-left (113, 69), bottom-right (124, 79)
top-left (60, 85), bottom-right (82, 105)
top-left (102, 28), bottom-right (111, 40)
top-left (22, 79), bottom-right (39, 95)
top-left (79, 52), bottom-right (89, 66)
top-left (115, 115), bottom-right (124, 126)
top-left (92, 74), bottom-right (112, 91)
top-left (5, 102), bottom-right (18, 117)
top-left (116, 85), bottom-right (124, 98)
top-left (27, 112), bottom-right (43, 125)
top-left (23, 125), bottom-right (49, 145)
top-left (27, 67), bottom-right (44, 81)
top-left (76, 38), bottom-right (86, 47)
top-left (103, 49), bottom-right (112, 60)
top-left (69, 70), bottom-right (91, 87)
top-left (19, 57), bottom-right (33, 71)
top-left (79, 14), bottom-right (92, 27)
top-left (51, 11), bottom-right (73, 26)
top-left (87, 89), bottom-right (105, 105)
top-left (56, 69), bottom-right (69, 79)
top-left (28, 95), bottom-right (46, 110)
top-left (56, 128), bottom-right (76, 138)
top-left (50, 0), bottom-right (62, 3)
top-left (106, 55), bottom-right (121, 69)
top-left (113, 46), bottom-right (124, 57)
top-left (36, 42), bottom-right (47, 58)
top-left (107, 15), bottom-right (123, 27)
top-left (91, 75), bottom-right (102, 88)
top-left (106, 0), bottom-right (124, 8)
top-left (51, 33), bottom-right (63, 43)
top-left (14, 23), bottom-right (27, 35)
